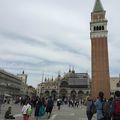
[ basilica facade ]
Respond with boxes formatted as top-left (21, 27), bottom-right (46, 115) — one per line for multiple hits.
top-left (37, 69), bottom-right (90, 100)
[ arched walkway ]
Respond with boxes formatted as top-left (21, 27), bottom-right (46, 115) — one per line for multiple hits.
top-left (59, 89), bottom-right (67, 100)
top-left (71, 90), bottom-right (76, 100)
top-left (78, 90), bottom-right (84, 99)
top-left (44, 90), bottom-right (50, 98)
top-left (51, 90), bottom-right (57, 100)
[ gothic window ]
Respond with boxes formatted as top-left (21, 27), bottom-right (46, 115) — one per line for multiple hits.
top-left (78, 91), bottom-right (84, 95)
top-left (59, 89), bottom-right (67, 97)
top-left (94, 26), bottom-right (96, 31)
top-left (51, 90), bottom-right (57, 100)
top-left (45, 91), bottom-right (50, 97)
top-left (97, 26), bottom-right (99, 30)
top-left (102, 26), bottom-right (104, 30)
top-left (71, 90), bottom-right (76, 99)
top-left (99, 26), bottom-right (101, 30)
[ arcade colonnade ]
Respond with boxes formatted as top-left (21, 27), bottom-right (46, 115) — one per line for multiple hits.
top-left (43, 88), bottom-right (89, 100)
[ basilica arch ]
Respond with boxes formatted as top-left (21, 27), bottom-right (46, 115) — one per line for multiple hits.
top-left (71, 90), bottom-right (77, 99)
top-left (78, 90), bottom-right (84, 98)
top-left (59, 89), bottom-right (67, 100)
top-left (51, 90), bottom-right (57, 100)
top-left (44, 90), bottom-right (50, 98)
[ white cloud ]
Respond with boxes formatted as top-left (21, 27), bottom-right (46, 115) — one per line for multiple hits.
top-left (0, 0), bottom-right (120, 87)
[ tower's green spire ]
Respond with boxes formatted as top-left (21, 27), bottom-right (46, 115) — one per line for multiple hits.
top-left (93, 0), bottom-right (104, 12)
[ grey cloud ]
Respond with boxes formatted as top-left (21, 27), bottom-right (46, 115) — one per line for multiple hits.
top-left (0, 31), bottom-right (46, 47)
top-left (0, 0), bottom-right (120, 87)
top-left (52, 41), bottom-right (90, 60)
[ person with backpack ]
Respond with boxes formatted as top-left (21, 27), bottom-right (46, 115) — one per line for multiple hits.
top-left (22, 101), bottom-right (32, 120)
top-left (46, 96), bottom-right (54, 119)
top-left (35, 97), bottom-right (46, 120)
top-left (86, 97), bottom-right (96, 120)
top-left (103, 98), bottom-right (113, 120)
top-left (35, 98), bottom-right (42, 120)
top-left (57, 98), bottom-right (61, 110)
top-left (110, 91), bottom-right (120, 120)
top-left (95, 91), bottom-right (106, 120)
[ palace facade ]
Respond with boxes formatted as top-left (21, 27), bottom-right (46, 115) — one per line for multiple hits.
top-left (37, 69), bottom-right (90, 100)
top-left (0, 69), bottom-right (22, 96)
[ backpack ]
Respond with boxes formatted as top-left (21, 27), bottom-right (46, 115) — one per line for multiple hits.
top-left (114, 100), bottom-right (120, 116)
top-left (90, 101), bottom-right (96, 114)
top-left (101, 100), bottom-right (110, 119)
top-left (57, 101), bottom-right (61, 106)
top-left (39, 105), bottom-right (45, 117)
top-left (27, 106), bottom-right (32, 116)
top-left (47, 99), bottom-right (53, 107)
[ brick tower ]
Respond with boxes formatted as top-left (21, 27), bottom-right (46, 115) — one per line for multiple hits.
top-left (90, 0), bottom-right (110, 99)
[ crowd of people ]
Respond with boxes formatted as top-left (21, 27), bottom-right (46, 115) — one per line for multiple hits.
top-left (0, 95), bottom-right (54, 120)
top-left (20, 96), bottom-right (82, 120)
top-left (86, 91), bottom-right (120, 120)
top-left (1, 90), bottom-right (120, 120)
top-left (21, 96), bottom-right (54, 120)
top-left (1, 95), bottom-right (84, 120)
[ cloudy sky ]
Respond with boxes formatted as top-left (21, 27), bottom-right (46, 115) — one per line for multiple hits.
top-left (0, 0), bottom-right (120, 87)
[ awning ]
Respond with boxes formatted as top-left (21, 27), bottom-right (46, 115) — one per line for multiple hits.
top-left (4, 94), bottom-right (12, 97)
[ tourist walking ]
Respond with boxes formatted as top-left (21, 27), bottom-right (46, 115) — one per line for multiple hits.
top-left (86, 97), bottom-right (96, 120)
top-left (22, 101), bottom-right (32, 120)
top-left (107, 97), bottom-right (113, 120)
top-left (46, 96), bottom-right (54, 119)
top-left (110, 91), bottom-right (120, 120)
top-left (35, 98), bottom-right (46, 120)
top-left (57, 98), bottom-right (61, 110)
top-left (95, 91), bottom-right (106, 120)
top-left (103, 98), bottom-right (112, 120)
top-left (35, 99), bottom-right (42, 120)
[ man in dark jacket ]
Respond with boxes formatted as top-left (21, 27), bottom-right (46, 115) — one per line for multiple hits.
top-left (46, 96), bottom-right (54, 119)
top-left (4, 106), bottom-right (15, 119)
top-left (110, 91), bottom-right (120, 120)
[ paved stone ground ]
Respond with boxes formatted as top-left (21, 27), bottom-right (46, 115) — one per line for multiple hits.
top-left (0, 103), bottom-right (96, 120)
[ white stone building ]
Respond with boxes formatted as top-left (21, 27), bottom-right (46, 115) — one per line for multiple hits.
top-left (17, 71), bottom-right (28, 95)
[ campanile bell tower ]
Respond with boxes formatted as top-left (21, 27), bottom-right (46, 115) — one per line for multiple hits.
top-left (90, 0), bottom-right (110, 99)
